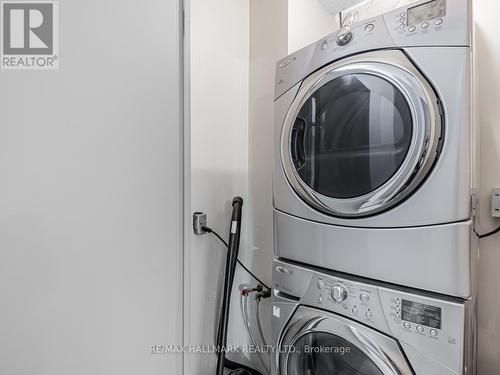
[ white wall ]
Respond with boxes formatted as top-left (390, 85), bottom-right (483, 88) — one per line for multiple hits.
top-left (288, 0), bottom-right (339, 53)
top-left (244, 0), bottom-right (289, 370)
top-left (186, 0), bottom-right (250, 374)
top-left (474, 1), bottom-right (500, 373)
top-left (248, 0), bottom-right (289, 304)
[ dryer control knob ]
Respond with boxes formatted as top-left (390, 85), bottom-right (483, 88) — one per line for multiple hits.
top-left (336, 27), bottom-right (353, 46)
top-left (331, 285), bottom-right (348, 302)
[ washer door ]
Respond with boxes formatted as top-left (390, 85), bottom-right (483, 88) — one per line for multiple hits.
top-left (281, 51), bottom-right (442, 217)
top-left (278, 307), bottom-right (414, 375)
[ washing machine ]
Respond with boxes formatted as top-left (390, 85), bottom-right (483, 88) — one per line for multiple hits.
top-left (271, 259), bottom-right (477, 375)
top-left (273, 0), bottom-right (478, 297)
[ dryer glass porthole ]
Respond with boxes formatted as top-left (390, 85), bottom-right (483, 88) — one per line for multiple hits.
top-left (291, 74), bottom-right (413, 199)
top-left (286, 332), bottom-right (384, 375)
top-left (281, 56), bottom-right (442, 218)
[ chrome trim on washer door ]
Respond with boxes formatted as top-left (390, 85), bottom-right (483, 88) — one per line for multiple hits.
top-left (280, 50), bottom-right (442, 218)
top-left (277, 307), bottom-right (414, 375)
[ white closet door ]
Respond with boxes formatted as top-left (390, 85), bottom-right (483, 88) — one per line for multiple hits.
top-left (0, 0), bottom-right (183, 374)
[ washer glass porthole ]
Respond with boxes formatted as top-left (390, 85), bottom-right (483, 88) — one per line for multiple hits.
top-left (286, 332), bottom-right (384, 375)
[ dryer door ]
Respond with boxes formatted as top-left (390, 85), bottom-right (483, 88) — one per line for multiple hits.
top-left (278, 307), bottom-right (414, 375)
top-left (281, 50), bottom-right (442, 218)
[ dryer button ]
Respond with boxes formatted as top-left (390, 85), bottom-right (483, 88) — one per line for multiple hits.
top-left (403, 322), bottom-right (411, 329)
top-left (430, 329), bottom-right (439, 337)
top-left (364, 24), bottom-right (374, 32)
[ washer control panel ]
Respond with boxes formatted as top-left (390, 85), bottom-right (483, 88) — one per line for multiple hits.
top-left (302, 272), bottom-right (386, 330)
top-left (273, 259), bottom-right (470, 374)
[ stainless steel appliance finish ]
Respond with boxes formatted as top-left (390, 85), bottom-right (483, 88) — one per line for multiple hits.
top-left (280, 50), bottom-right (442, 218)
top-left (273, 0), bottom-right (477, 297)
top-left (271, 259), bottom-right (477, 375)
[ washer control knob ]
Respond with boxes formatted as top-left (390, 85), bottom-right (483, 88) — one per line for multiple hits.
top-left (331, 285), bottom-right (348, 302)
top-left (336, 27), bottom-right (353, 46)
top-left (360, 293), bottom-right (370, 302)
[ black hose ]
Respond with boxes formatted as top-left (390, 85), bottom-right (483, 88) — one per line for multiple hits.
top-left (216, 197), bottom-right (244, 375)
top-left (478, 226), bottom-right (500, 239)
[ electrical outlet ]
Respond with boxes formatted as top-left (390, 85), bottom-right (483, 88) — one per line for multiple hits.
top-left (491, 189), bottom-right (500, 217)
top-left (193, 212), bottom-right (207, 235)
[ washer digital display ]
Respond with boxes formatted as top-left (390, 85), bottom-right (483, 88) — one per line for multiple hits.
top-left (407, 0), bottom-right (446, 26)
top-left (402, 300), bottom-right (442, 329)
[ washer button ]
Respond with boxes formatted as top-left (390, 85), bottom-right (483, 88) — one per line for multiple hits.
top-left (317, 296), bottom-right (323, 304)
top-left (422, 22), bottom-right (429, 29)
top-left (400, 11), bottom-right (407, 17)
top-left (399, 23), bottom-right (406, 29)
top-left (409, 26), bottom-right (416, 32)
top-left (316, 280), bottom-right (325, 290)
top-left (403, 322), bottom-right (411, 329)
top-left (352, 307), bottom-right (359, 315)
top-left (417, 326), bottom-right (424, 333)
top-left (321, 41), bottom-right (329, 50)
top-left (366, 311), bottom-right (373, 319)
top-left (364, 23), bottom-right (374, 32)
top-left (435, 18), bottom-right (444, 25)
top-left (430, 329), bottom-right (439, 337)
top-left (360, 293), bottom-right (370, 302)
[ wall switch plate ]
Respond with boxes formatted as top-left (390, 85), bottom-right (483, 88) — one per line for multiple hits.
top-left (491, 189), bottom-right (500, 217)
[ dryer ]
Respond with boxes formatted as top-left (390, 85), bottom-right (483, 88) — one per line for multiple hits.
top-left (271, 259), bottom-right (477, 375)
top-left (273, 0), bottom-right (478, 297)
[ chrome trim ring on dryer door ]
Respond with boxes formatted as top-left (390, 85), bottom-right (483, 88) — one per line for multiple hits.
top-left (280, 50), bottom-right (442, 218)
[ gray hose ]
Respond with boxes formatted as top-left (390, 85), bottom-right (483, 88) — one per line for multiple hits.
top-left (255, 298), bottom-right (271, 363)
top-left (241, 293), bottom-right (270, 374)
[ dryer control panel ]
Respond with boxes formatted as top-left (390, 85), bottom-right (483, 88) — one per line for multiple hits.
top-left (273, 259), bottom-right (471, 375)
top-left (275, 0), bottom-right (470, 99)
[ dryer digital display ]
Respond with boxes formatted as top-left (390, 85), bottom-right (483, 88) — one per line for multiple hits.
top-left (407, 0), bottom-right (446, 26)
top-left (402, 300), bottom-right (442, 329)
